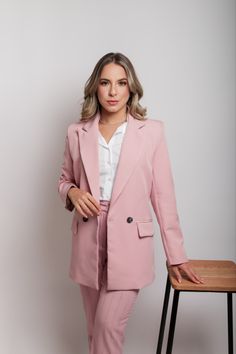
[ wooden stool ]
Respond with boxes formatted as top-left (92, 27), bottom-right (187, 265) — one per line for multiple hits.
top-left (156, 260), bottom-right (236, 354)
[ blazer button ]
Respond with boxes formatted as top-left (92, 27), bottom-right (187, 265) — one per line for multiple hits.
top-left (127, 217), bottom-right (133, 223)
top-left (82, 217), bottom-right (89, 222)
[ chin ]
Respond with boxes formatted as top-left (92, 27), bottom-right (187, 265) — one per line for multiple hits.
top-left (101, 108), bottom-right (117, 114)
top-left (102, 104), bottom-right (126, 114)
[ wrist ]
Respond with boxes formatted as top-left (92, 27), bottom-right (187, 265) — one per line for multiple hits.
top-left (68, 186), bottom-right (77, 199)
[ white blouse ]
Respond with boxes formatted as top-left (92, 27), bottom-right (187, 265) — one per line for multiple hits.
top-left (98, 122), bottom-right (128, 201)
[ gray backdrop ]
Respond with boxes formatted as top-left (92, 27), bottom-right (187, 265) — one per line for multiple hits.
top-left (0, 0), bottom-right (235, 353)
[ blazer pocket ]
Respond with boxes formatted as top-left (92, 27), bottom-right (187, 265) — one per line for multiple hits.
top-left (137, 221), bottom-right (154, 238)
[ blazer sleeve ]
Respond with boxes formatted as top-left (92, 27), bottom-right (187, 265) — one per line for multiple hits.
top-left (58, 133), bottom-right (78, 212)
top-left (150, 122), bottom-right (189, 265)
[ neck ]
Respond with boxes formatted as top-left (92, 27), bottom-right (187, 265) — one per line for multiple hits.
top-left (99, 109), bottom-right (127, 124)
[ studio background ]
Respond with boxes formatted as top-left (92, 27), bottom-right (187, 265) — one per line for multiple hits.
top-left (0, 0), bottom-right (235, 353)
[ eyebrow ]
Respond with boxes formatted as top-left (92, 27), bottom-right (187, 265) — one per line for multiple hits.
top-left (99, 78), bottom-right (128, 81)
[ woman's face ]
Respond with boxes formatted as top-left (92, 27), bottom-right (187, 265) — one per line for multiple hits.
top-left (97, 63), bottom-right (130, 116)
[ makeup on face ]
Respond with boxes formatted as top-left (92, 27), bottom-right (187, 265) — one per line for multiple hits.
top-left (97, 63), bottom-right (130, 116)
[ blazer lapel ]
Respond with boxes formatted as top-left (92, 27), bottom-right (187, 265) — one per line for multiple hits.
top-left (110, 113), bottom-right (146, 206)
top-left (78, 113), bottom-right (100, 203)
top-left (78, 112), bottom-right (146, 207)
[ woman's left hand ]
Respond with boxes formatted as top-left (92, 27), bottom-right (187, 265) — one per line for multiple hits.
top-left (170, 262), bottom-right (204, 284)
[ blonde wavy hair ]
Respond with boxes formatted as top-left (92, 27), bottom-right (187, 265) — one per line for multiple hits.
top-left (80, 52), bottom-right (147, 121)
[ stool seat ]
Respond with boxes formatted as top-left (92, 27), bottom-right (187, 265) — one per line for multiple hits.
top-left (168, 259), bottom-right (236, 292)
top-left (156, 259), bottom-right (236, 354)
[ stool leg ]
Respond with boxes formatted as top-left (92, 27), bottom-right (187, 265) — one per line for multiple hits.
top-left (156, 275), bottom-right (171, 354)
top-left (227, 293), bottom-right (233, 354)
top-left (166, 290), bottom-right (180, 354)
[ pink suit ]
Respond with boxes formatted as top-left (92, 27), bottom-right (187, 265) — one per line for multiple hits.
top-left (58, 112), bottom-right (188, 353)
top-left (58, 112), bottom-right (188, 290)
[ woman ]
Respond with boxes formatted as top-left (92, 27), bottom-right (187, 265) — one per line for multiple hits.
top-left (58, 52), bottom-right (203, 354)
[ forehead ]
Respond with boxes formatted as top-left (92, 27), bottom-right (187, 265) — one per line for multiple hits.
top-left (100, 63), bottom-right (127, 78)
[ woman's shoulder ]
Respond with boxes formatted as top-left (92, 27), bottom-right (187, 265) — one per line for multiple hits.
top-left (140, 118), bottom-right (167, 147)
top-left (143, 117), bottom-right (165, 136)
top-left (66, 120), bottom-right (84, 136)
top-left (144, 117), bottom-right (164, 128)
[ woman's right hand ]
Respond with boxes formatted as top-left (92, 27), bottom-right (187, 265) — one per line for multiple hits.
top-left (68, 187), bottom-right (101, 218)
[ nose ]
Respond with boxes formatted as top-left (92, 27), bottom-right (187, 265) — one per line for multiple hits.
top-left (109, 83), bottom-right (117, 96)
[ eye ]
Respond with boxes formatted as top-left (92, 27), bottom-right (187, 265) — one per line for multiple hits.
top-left (118, 80), bottom-right (127, 86)
top-left (100, 80), bottom-right (109, 86)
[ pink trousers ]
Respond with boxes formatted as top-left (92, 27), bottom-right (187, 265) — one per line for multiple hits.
top-left (79, 200), bottom-right (140, 354)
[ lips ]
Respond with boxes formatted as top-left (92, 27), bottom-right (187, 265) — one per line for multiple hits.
top-left (107, 100), bottom-right (119, 105)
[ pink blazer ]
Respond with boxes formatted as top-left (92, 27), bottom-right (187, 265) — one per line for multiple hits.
top-left (58, 112), bottom-right (188, 290)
